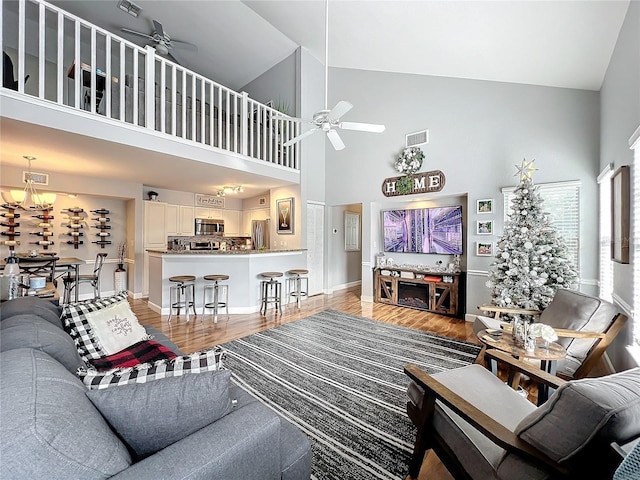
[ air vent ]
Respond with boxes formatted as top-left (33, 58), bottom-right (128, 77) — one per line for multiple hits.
top-left (406, 129), bottom-right (429, 147)
top-left (23, 171), bottom-right (49, 185)
top-left (117, 0), bottom-right (142, 17)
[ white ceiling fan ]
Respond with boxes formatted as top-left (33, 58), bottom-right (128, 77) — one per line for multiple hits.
top-left (283, 0), bottom-right (385, 151)
top-left (120, 19), bottom-right (197, 64)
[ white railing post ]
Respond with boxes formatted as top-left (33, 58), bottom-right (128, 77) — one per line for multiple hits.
top-left (241, 92), bottom-right (249, 155)
top-left (144, 46), bottom-right (156, 130)
top-left (56, 11), bottom-right (64, 104)
top-left (18, 0), bottom-right (25, 93)
top-left (38, 2), bottom-right (45, 99)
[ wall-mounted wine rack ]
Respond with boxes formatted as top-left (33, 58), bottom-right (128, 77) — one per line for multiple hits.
top-left (62, 207), bottom-right (85, 249)
top-left (30, 207), bottom-right (54, 250)
top-left (0, 203), bottom-right (21, 251)
top-left (92, 209), bottom-right (112, 248)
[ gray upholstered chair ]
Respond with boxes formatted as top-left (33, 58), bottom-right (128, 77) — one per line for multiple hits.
top-left (404, 357), bottom-right (640, 480)
top-left (474, 288), bottom-right (627, 380)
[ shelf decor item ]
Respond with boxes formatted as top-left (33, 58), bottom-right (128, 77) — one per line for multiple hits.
top-left (61, 207), bottom-right (85, 249)
top-left (91, 209), bottom-right (111, 248)
top-left (0, 202), bottom-right (21, 250)
top-left (30, 207), bottom-right (54, 250)
top-left (114, 241), bottom-right (127, 293)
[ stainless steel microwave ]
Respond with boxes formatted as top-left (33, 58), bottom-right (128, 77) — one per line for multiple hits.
top-left (195, 218), bottom-right (224, 235)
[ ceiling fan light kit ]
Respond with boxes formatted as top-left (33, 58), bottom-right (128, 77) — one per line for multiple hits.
top-left (120, 19), bottom-right (197, 64)
top-left (283, 0), bottom-right (385, 150)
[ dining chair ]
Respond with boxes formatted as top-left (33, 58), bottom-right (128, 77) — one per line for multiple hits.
top-left (63, 253), bottom-right (107, 303)
top-left (16, 255), bottom-right (58, 285)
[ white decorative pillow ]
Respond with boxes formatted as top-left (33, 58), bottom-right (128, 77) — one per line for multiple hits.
top-left (83, 300), bottom-right (147, 355)
top-left (62, 293), bottom-right (127, 360)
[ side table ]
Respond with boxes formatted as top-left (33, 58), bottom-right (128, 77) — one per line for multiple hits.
top-left (477, 328), bottom-right (567, 404)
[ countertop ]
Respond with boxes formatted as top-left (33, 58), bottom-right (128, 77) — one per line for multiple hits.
top-left (146, 248), bottom-right (306, 255)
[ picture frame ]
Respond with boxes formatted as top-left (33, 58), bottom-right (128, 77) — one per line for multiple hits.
top-left (477, 199), bottom-right (493, 214)
top-left (258, 197), bottom-right (267, 206)
top-left (477, 220), bottom-right (493, 235)
top-left (611, 166), bottom-right (630, 264)
top-left (276, 197), bottom-right (294, 234)
top-left (476, 242), bottom-right (493, 256)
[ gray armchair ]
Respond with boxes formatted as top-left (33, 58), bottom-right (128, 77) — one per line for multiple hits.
top-left (404, 356), bottom-right (640, 479)
top-left (475, 288), bottom-right (627, 380)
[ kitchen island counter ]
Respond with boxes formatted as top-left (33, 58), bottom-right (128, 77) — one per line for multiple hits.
top-left (147, 250), bottom-right (307, 315)
top-left (147, 248), bottom-right (306, 255)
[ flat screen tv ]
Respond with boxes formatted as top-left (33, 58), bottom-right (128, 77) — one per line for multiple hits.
top-left (383, 205), bottom-right (463, 254)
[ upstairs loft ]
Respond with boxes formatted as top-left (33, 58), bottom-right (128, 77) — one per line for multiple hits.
top-left (1, 0), bottom-right (301, 187)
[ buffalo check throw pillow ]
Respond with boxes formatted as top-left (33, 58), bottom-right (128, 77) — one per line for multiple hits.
top-left (61, 292), bottom-right (148, 361)
top-left (78, 345), bottom-right (226, 389)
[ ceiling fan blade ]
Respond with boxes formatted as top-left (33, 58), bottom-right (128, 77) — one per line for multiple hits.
top-left (121, 28), bottom-right (155, 41)
top-left (152, 19), bottom-right (165, 39)
top-left (326, 100), bottom-right (353, 122)
top-left (283, 128), bottom-right (319, 147)
top-left (339, 121), bottom-right (386, 133)
top-left (170, 39), bottom-right (198, 51)
top-left (166, 50), bottom-right (182, 65)
top-left (326, 129), bottom-right (345, 150)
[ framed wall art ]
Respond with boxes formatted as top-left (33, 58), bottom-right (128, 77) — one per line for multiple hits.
top-left (477, 220), bottom-right (493, 235)
top-left (476, 199), bottom-right (493, 214)
top-left (611, 165), bottom-right (630, 264)
top-left (276, 197), bottom-right (294, 234)
top-left (476, 242), bottom-right (493, 256)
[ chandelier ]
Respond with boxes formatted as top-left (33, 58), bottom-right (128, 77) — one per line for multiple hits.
top-left (1, 156), bottom-right (56, 209)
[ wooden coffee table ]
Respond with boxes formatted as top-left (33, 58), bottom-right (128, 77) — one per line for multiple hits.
top-left (478, 328), bottom-right (567, 404)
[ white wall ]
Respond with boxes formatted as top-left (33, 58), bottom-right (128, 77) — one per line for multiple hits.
top-left (325, 68), bottom-right (600, 315)
top-left (599, 1), bottom-right (640, 371)
top-left (328, 203), bottom-right (362, 290)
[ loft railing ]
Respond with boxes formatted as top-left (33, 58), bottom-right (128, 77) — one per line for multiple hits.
top-left (0, 0), bottom-right (300, 170)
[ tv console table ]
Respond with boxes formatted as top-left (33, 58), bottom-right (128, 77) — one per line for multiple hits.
top-left (373, 267), bottom-right (462, 317)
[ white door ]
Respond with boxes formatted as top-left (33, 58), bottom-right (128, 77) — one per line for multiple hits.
top-left (307, 202), bottom-right (324, 296)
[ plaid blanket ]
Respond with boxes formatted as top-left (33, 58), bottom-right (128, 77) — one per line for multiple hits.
top-left (88, 340), bottom-right (177, 371)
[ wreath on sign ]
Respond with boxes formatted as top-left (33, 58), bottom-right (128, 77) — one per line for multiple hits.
top-left (394, 147), bottom-right (424, 175)
top-left (396, 176), bottom-right (414, 195)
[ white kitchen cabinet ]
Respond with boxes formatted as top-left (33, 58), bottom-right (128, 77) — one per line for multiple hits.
top-left (195, 207), bottom-right (223, 219)
top-left (144, 201), bottom-right (167, 245)
top-left (166, 204), bottom-right (195, 236)
top-left (222, 210), bottom-right (241, 236)
top-left (179, 206), bottom-right (195, 235)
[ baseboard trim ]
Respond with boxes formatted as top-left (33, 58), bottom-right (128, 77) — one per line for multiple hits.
top-left (331, 280), bottom-right (362, 292)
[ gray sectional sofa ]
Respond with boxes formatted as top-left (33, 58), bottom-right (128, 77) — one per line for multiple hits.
top-left (0, 296), bottom-right (312, 480)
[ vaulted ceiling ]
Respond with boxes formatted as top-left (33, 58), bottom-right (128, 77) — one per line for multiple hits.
top-left (50, 0), bottom-right (630, 91)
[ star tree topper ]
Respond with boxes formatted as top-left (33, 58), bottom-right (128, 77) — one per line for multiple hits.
top-left (514, 158), bottom-right (538, 181)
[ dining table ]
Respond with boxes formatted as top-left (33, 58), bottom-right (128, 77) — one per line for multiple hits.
top-left (0, 255), bottom-right (85, 303)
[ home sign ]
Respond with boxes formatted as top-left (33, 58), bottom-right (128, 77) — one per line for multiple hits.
top-left (381, 170), bottom-right (446, 197)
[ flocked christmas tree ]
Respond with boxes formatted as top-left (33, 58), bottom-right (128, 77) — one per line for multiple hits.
top-left (486, 159), bottom-right (578, 311)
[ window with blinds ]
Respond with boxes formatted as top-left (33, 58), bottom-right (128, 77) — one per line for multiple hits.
top-left (598, 166), bottom-right (614, 302)
top-left (502, 181), bottom-right (581, 275)
top-left (631, 130), bottom-right (640, 347)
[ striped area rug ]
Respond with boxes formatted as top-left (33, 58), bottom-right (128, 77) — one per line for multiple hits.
top-left (221, 310), bottom-right (482, 480)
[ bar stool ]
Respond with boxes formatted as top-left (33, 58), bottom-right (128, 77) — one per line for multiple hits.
top-left (286, 269), bottom-right (309, 308)
top-left (168, 275), bottom-right (196, 322)
top-left (259, 271), bottom-right (283, 316)
top-left (202, 274), bottom-right (229, 323)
